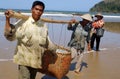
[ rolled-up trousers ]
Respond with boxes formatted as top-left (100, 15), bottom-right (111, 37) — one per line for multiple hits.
top-left (71, 47), bottom-right (83, 72)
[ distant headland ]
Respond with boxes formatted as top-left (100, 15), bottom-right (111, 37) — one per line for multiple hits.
top-left (90, 0), bottom-right (120, 13)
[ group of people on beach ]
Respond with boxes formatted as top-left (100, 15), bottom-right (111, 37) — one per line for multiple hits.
top-left (4, 0), bottom-right (104, 79)
top-left (67, 12), bottom-right (104, 74)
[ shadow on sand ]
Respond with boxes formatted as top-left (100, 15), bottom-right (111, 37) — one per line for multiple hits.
top-left (69, 61), bottom-right (88, 71)
top-left (41, 61), bottom-right (88, 79)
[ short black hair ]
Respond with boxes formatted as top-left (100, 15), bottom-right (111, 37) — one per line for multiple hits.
top-left (32, 1), bottom-right (45, 10)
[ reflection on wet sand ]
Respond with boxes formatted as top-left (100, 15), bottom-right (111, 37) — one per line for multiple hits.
top-left (104, 22), bottom-right (120, 33)
top-left (67, 50), bottom-right (120, 79)
top-left (1, 50), bottom-right (120, 79)
top-left (84, 52), bottom-right (101, 79)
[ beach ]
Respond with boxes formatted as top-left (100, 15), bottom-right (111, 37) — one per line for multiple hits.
top-left (1, 43), bottom-right (120, 79)
top-left (0, 12), bottom-right (120, 79)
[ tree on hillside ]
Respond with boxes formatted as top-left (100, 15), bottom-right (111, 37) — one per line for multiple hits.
top-left (90, 0), bottom-right (120, 13)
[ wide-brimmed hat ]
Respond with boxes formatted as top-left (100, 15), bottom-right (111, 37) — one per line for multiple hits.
top-left (80, 14), bottom-right (93, 22)
top-left (95, 13), bottom-right (103, 18)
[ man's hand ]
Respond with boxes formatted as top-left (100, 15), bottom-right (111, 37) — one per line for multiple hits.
top-left (69, 19), bottom-right (76, 24)
top-left (4, 10), bottom-right (14, 18)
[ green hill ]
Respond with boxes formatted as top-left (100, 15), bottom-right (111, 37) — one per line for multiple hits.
top-left (90, 0), bottom-right (120, 13)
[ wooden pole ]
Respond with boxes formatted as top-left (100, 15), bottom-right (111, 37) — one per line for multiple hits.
top-left (12, 12), bottom-right (29, 20)
top-left (11, 11), bottom-right (71, 24)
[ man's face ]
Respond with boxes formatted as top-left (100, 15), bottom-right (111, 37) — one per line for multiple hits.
top-left (83, 19), bottom-right (89, 25)
top-left (96, 16), bottom-right (102, 20)
top-left (31, 5), bottom-right (44, 21)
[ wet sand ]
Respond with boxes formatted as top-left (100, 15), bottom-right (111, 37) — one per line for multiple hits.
top-left (0, 48), bottom-right (120, 79)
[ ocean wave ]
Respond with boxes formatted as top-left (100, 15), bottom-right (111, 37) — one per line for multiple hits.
top-left (0, 12), bottom-right (73, 17)
top-left (0, 12), bottom-right (120, 17)
top-left (0, 59), bottom-right (13, 61)
top-left (0, 12), bottom-right (120, 22)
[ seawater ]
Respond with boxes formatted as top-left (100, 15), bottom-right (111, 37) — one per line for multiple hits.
top-left (0, 11), bottom-right (120, 59)
top-left (0, 11), bottom-right (120, 46)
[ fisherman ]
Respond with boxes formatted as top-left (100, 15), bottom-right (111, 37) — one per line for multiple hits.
top-left (90, 13), bottom-right (104, 51)
top-left (4, 1), bottom-right (58, 79)
top-left (67, 14), bottom-right (93, 74)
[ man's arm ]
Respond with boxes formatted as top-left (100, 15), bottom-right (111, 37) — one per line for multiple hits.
top-left (4, 10), bottom-right (16, 41)
top-left (67, 19), bottom-right (76, 30)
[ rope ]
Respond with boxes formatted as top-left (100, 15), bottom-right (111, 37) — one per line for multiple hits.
top-left (58, 24), bottom-right (63, 45)
top-left (51, 18), bottom-right (55, 41)
top-left (63, 24), bottom-right (67, 47)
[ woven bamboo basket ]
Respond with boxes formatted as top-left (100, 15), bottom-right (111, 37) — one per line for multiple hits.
top-left (39, 49), bottom-right (71, 79)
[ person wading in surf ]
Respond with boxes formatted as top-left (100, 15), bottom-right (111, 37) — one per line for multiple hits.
top-left (90, 13), bottom-right (104, 51)
top-left (67, 14), bottom-right (93, 74)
